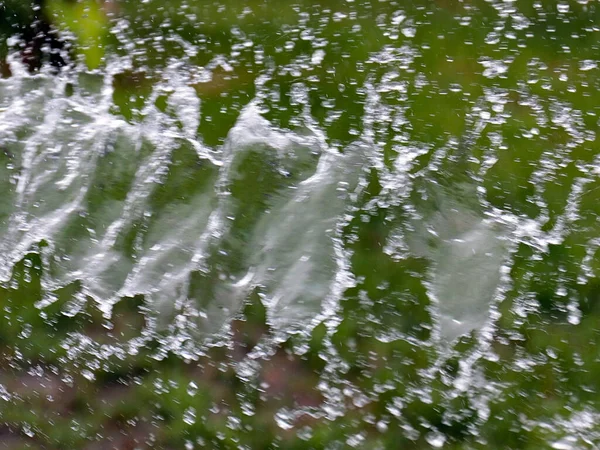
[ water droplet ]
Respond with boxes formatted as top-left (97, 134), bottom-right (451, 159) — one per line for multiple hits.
top-left (311, 50), bottom-right (326, 66)
top-left (240, 401), bottom-right (255, 416)
top-left (346, 432), bottom-right (366, 447)
top-left (274, 409), bottom-right (295, 430)
top-left (19, 323), bottom-right (32, 339)
top-left (552, 437), bottom-right (577, 449)
top-left (187, 381), bottom-right (198, 396)
top-left (376, 420), bottom-right (389, 433)
top-left (0, 384), bottom-right (11, 401)
top-left (579, 60), bottom-right (597, 71)
top-left (297, 426), bottom-right (313, 440)
top-left (22, 423), bottom-right (34, 437)
top-left (401, 27), bottom-right (416, 38)
top-left (78, 367), bottom-right (94, 381)
top-left (183, 407), bottom-right (196, 425)
top-left (426, 431), bottom-right (446, 448)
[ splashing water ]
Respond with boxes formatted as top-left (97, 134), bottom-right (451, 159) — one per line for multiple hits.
top-left (407, 181), bottom-right (508, 341)
top-left (2, 0), bottom-right (600, 447)
top-left (0, 62), bottom-right (366, 336)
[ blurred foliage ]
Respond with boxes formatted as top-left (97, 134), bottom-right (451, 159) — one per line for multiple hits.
top-left (46, 0), bottom-right (108, 69)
